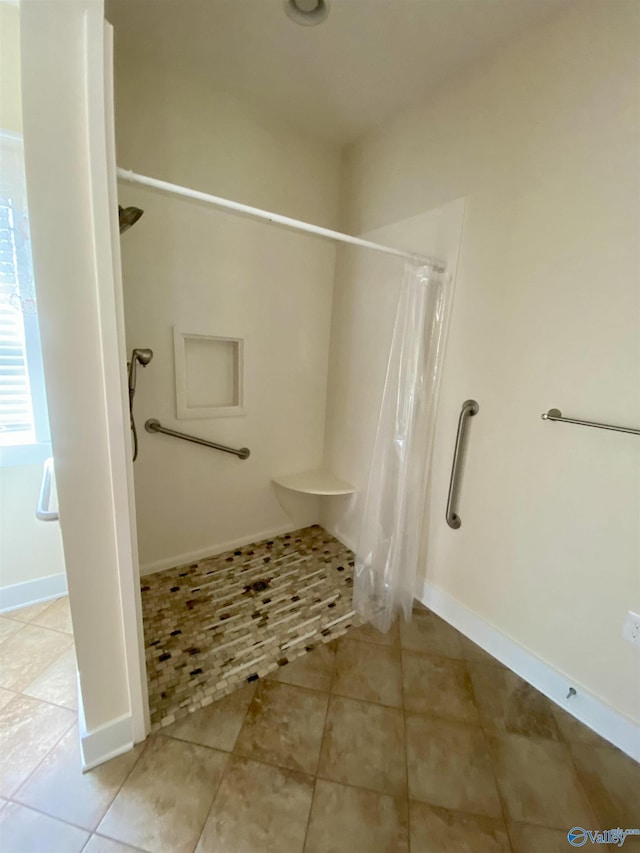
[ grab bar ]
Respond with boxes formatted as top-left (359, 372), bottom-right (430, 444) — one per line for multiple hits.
top-left (446, 400), bottom-right (479, 529)
top-left (541, 408), bottom-right (640, 436)
top-left (36, 457), bottom-right (59, 521)
top-left (144, 419), bottom-right (250, 459)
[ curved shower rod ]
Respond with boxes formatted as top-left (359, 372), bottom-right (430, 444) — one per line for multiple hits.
top-left (116, 167), bottom-right (447, 272)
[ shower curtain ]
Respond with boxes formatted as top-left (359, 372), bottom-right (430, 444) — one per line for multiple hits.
top-left (354, 261), bottom-right (450, 633)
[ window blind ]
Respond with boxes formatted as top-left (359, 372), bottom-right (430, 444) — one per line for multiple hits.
top-left (0, 198), bottom-right (35, 443)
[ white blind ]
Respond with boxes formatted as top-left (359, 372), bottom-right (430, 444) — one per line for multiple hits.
top-left (0, 197), bottom-right (35, 443)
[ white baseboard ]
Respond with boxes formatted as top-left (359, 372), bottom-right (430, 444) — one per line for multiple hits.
top-left (140, 523), bottom-right (301, 576)
top-left (79, 711), bottom-right (135, 771)
top-left (421, 580), bottom-right (640, 763)
top-left (0, 573), bottom-right (68, 613)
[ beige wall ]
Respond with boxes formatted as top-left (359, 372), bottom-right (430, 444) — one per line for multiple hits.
top-left (112, 48), bottom-right (342, 571)
top-left (341, 1), bottom-right (640, 723)
top-left (0, 2), bottom-right (21, 133)
top-left (0, 465), bottom-right (65, 590)
top-left (21, 0), bottom-right (143, 744)
top-left (0, 1), bottom-right (66, 601)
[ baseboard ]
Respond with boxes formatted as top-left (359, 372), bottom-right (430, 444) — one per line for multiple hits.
top-left (139, 523), bottom-right (301, 576)
top-left (79, 711), bottom-right (135, 771)
top-left (421, 580), bottom-right (640, 763)
top-left (0, 573), bottom-right (68, 613)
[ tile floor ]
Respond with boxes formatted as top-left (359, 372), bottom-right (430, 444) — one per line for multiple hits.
top-left (141, 526), bottom-right (361, 730)
top-left (1, 598), bottom-right (639, 852)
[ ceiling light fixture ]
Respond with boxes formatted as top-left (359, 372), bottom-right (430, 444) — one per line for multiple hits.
top-left (284, 0), bottom-right (329, 27)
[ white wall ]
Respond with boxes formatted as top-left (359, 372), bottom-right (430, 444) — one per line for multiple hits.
top-left (339, 0), bottom-right (640, 724)
top-left (0, 465), bottom-right (65, 589)
top-left (112, 47), bottom-right (342, 572)
top-left (21, 0), bottom-right (147, 758)
top-left (0, 0), bottom-right (66, 606)
top-left (321, 201), bottom-right (465, 546)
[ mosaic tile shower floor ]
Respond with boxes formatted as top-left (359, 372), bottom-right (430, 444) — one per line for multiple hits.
top-left (141, 525), bottom-right (362, 730)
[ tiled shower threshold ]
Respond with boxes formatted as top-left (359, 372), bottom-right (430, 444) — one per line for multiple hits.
top-left (141, 525), bottom-right (362, 730)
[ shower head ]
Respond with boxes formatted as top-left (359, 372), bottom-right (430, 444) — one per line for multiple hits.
top-left (128, 347), bottom-right (153, 398)
top-left (284, 0), bottom-right (329, 25)
top-left (133, 347), bottom-right (153, 367)
top-left (119, 205), bottom-right (144, 234)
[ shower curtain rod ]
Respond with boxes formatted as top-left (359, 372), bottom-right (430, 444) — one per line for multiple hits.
top-left (116, 168), bottom-right (446, 272)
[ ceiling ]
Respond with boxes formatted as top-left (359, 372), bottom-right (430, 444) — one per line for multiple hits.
top-left (106, 0), bottom-right (572, 146)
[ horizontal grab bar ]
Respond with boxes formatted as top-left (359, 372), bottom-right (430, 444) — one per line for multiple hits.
top-left (36, 457), bottom-right (59, 521)
top-left (144, 419), bottom-right (251, 459)
top-left (541, 408), bottom-right (640, 436)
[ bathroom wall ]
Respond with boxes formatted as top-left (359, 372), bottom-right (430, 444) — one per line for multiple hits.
top-left (337, 0), bottom-right (640, 724)
top-left (112, 47), bottom-right (342, 572)
top-left (321, 201), bottom-right (465, 547)
top-left (0, 0), bottom-right (66, 610)
top-left (20, 0), bottom-right (146, 751)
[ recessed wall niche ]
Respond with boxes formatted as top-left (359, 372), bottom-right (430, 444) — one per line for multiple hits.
top-left (174, 328), bottom-right (244, 419)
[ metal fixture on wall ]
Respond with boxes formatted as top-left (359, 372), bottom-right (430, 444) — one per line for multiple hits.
top-left (118, 204), bottom-right (144, 234)
top-left (145, 418), bottom-right (250, 460)
top-left (446, 399), bottom-right (479, 529)
top-left (284, 0), bottom-right (329, 26)
top-left (541, 408), bottom-right (640, 436)
top-left (128, 348), bottom-right (153, 461)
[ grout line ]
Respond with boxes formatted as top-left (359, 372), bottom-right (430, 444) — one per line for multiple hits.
top-left (187, 751), bottom-right (231, 853)
top-left (9, 710), bottom-right (77, 802)
top-left (462, 653), bottom-right (516, 848)
top-left (7, 797), bottom-right (94, 837)
top-left (398, 621), bottom-right (412, 853)
top-left (563, 736), bottom-right (604, 828)
top-left (300, 661), bottom-right (334, 853)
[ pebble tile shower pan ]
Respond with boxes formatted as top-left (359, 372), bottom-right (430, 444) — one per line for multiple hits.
top-left (141, 525), bottom-right (361, 730)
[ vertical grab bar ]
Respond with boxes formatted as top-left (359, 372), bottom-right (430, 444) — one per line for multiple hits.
top-left (446, 400), bottom-right (479, 529)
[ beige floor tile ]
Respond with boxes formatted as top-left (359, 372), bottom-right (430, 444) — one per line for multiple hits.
top-left (196, 755), bottom-right (313, 853)
top-left (400, 610), bottom-right (464, 659)
top-left (23, 647), bottom-right (78, 710)
top-left (509, 822), bottom-right (581, 853)
top-left (98, 735), bottom-right (228, 853)
top-left (166, 682), bottom-right (256, 752)
top-left (0, 616), bottom-right (22, 643)
top-left (0, 694), bottom-right (75, 797)
top-left (333, 638), bottom-right (403, 708)
top-left (33, 595), bottom-right (73, 634)
top-left (570, 742), bottom-right (640, 827)
top-left (318, 695), bottom-right (406, 796)
top-left (305, 779), bottom-right (409, 853)
top-left (468, 662), bottom-right (561, 740)
top-left (405, 714), bottom-right (502, 817)
top-left (0, 623), bottom-right (74, 692)
top-left (551, 705), bottom-right (614, 749)
top-left (268, 642), bottom-right (337, 692)
top-left (5, 600), bottom-right (55, 624)
top-left (234, 681), bottom-right (328, 775)
top-left (15, 724), bottom-right (143, 831)
top-left (0, 801), bottom-right (89, 853)
top-left (459, 636), bottom-right (503, 667)
top-left (349, 619), bottom-right (400, 647)
top-left (487, 732), bottom-right (595, 828)
top-left (0, 687), bottom-right (16, 710)
top-left (410, 802), bottom-right (511, 853)
top-left (83, 836), bottom-right (147, 853)
top-left (402, 651), bottom-right (480, 724)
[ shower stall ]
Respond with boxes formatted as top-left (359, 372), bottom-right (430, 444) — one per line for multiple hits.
top-left (114, 156), bottom-right (463, 727)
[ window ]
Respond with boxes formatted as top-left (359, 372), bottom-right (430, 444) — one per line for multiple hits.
top-left (0, 130), bottom-right (50, 466)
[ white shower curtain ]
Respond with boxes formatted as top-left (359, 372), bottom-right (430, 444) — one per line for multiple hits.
top-left (354, 261), bottom-right (450, 633)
